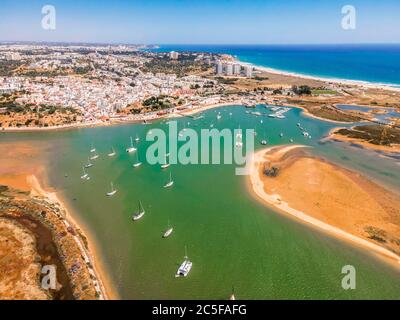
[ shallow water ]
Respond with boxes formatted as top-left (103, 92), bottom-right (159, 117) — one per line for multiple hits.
top-left (2, 105), bottom-right (400, 299)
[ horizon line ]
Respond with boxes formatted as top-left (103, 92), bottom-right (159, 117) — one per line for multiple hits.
top-left (1, 41), bottom-right (400, 47)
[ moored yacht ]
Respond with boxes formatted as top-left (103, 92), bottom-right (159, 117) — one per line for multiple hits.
top-left (85, 158), bottom-right (94, 169)
top-left (81, 167), bottom-right (90, 180)
top-left (133, 201), bottom-right (145, 221)
top-left (163, 220), bottom-right (173, 238)
top-left (106, 182), bottom-right (117, 197)
top-left (164, 172), bottom-right (174, 188)
top-left (108, 147), bottom-right (116, 157)
top-left (133, 152), bottom-right (142, 168)
top-left (126, 137), bottom-right (137, 153)
top-left (176, 247), bottom-right (192, 278)
top-left (90, 152), bottom-right (99, 160)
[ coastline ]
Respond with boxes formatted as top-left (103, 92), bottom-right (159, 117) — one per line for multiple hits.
top-left (236, 58), bottom-right (400, 93)
top-left (27, 174), bottom-right (119, 300)
top-left (248, 145), bottom-right (400, 268)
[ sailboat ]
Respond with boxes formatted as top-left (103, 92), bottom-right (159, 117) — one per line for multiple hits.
top-left (164, 172), bottom-right (174, 188)
top-left (135, 135), bottom-right (140, 142)
top-left (126, 137), bottom-right (137, 153)
top-left (133, 152), bottom-right (142, 168)
top-left (108, 147), bottom-right (116, 157)
top-left (217, 112), bottom-right (222, 120)
top-left (85, 158), bottom-right (94, 168)
top-left (81, 167), bottom-right (89, 180)
top-left (176, 246), bottom-right (192, 277)
top-left (229, 287), bottom-right (236, 300)
top-left (90, 151), bottom-right (99, 160)
top-left (163, 220), bottom-right (174, 238)
top-left (90, 145), bottom-right (96, 153)
top-left (235, 126), bottom-right (243, 148)
top-left (132, 201), bottom-right (145, 221)
top-left (106, 182), bottom-right (117, 197)
top-left (161, 161), bottom-right (171, 169)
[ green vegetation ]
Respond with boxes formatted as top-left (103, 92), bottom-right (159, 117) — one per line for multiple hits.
top-left (215, 77), bottom-right (237, 85)
top-left (141, 95), bottom-right (175, 112)
top-left (311, 89), bottom-right (338, 95)
top-left (0, 60), bottom-right (24, 76)
top-left (292, 85), bottom-right (312, 95)
top-left (141, 53), bottom-right (211, 77)
top-left (336, 125), bottom-right (400, 146)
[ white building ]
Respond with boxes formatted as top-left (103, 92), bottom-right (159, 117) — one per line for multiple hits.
top-left (169, 51), bottom-right (179, 60)
top-left (245, 66), bottom-right (253, 78)
top-left (215, 62), bottom-right (223, 75)
top-left (226, 64), bottom-right (233, 76)
top-left (233, 64), bottom-right (241, 75)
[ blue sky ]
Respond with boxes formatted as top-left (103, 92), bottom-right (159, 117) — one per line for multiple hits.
top-left (0, 0), bottom-right (399, 44)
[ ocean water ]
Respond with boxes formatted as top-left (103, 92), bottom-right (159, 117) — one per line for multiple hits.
top-left (2, 105), bottom-right (400, 299)
top-left (153, 44), bottom-right (400, 87)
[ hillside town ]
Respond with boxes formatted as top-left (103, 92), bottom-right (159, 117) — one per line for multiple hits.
top-left (1, 43), bottom-right (399, 130)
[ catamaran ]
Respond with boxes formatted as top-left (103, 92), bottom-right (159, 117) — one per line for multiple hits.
top-left (164, 172), bottom-right (174, 188)
top-left (108, 147), bottom-right (116, 157)
top-left (85, 158), bottom-right (94, 168)
top-left (176, 247), bottom-right (192, 278)
top-left (133, 152), bottom-right (142, 168)
top-left (81, 167), bottom-right (89, 180)
top-left (163, 220), bottom-right (174, 238)
top-left (133, 201), bottom-right (145, 221)
top-left (126, 137), bottom-right (137, 153)
top-left (106, 182), bottom-right (117, 197)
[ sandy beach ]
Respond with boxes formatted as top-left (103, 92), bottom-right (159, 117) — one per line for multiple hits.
top-left (237, 59), bottom-right (400, 93)
top-left (248, 145), bottom-right (400, 267)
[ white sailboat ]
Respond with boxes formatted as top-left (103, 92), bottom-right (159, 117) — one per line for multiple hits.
top-left (90, 152), bottom-right (99, 160)
top-left (164, 172), bottom-right (174, 188)
top-left (229, 287), bottom-right (236, 301)
top-left (161, 162), bottom-right (171, 169)
top-left (135, 135), bottom-right (140, 142)
top-left (126, 137), bottom-right (137, 153)
top-left (90, 145), bottom-right (96, 153)
top-left (175, 246), bottom-right (192, 278)
top-left (106, 182), bottom-right (117, 197)
top-left (80, 167), bottom-right (89, 180)
top-left (85, 158), bottom-right (94, 169)
top-left (133, 152), bottom-right (142, 168)
top-left (235, 127), bottom-right (243, 148)
top-left (108, 147), bottom-right (116, 157)
top-left (132, 201), bottom-right (145, 221)
top-left (163, 220), bottom-right (174, 238)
